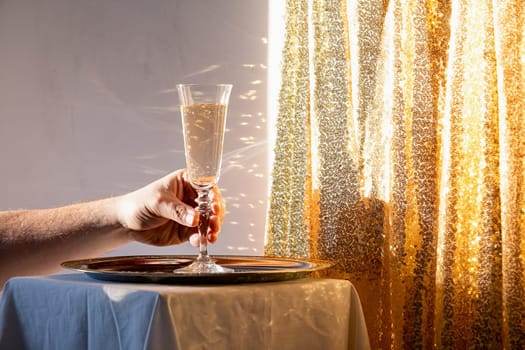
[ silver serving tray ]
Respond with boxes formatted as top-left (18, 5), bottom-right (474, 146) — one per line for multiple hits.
top-left (61, 255), bottom-right (331, 284)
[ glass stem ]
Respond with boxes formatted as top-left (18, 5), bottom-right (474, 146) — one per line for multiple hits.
top-left (195, 189), bottom-right (211, 262)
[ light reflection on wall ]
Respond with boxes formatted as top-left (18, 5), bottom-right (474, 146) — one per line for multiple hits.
top-left (218, 69), bottom-right (269, 255)
top-left (0, 0), bottom-right (269, 257)
top-left (135, 31), bottom-right (269, 256)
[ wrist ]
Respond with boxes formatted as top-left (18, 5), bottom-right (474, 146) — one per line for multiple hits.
top-left (92, 196), bottom-right (134, 244)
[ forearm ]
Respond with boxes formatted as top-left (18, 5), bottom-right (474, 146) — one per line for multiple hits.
top-left (0, 197), bottom-right (132, 286)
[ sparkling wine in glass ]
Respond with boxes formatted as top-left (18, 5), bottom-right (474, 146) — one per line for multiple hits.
top-left (175, 83), bottom-right (233, 274)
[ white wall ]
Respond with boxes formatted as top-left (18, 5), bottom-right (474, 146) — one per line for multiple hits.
top-left (0, 0), bottom-right (269, 256)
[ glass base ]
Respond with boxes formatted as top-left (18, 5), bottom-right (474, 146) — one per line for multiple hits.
top-left (173, 255), bottom-right (234, 274)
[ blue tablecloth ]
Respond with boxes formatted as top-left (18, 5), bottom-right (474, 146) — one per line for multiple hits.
top-left (0, 274), bottom-right (370, 350)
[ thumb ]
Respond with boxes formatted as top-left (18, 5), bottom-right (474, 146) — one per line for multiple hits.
top-left (159, 197), bottom-right (198, 227)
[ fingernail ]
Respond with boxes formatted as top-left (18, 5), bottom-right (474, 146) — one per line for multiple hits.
top-left (185, 209), bottom-right (197, 226)
top-left (189, 233), bottom-right (200, 246)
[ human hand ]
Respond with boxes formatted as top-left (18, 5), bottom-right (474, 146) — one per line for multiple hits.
top-left (116, 169), bottom-right (225, 246)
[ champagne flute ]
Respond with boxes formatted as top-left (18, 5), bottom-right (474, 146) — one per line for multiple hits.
top-left (175, 84), bottom-right (233, 274)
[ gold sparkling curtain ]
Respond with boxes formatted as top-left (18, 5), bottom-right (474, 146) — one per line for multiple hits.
top-left (264, 0), bottom-right (525, 348)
